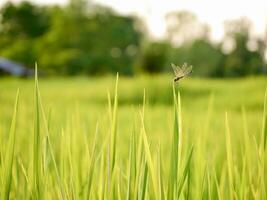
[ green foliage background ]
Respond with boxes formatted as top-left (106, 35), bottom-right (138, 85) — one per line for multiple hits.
top-left (0, 1), bottom-right (266, 77)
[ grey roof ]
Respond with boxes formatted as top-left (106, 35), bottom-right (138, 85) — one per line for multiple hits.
top-left (0, 57), bottom-right (32, 76)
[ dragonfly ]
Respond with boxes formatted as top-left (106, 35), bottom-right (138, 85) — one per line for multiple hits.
top-left (171, 63), bottom-right (193, 82)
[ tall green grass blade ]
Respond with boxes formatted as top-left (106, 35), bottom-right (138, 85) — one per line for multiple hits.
top-left (214, 169), bottom-right (222, 200)
top-left (207, 168), bottom-right (212, 200)
top-left (239, 157), bottom-right (247, 200)
top-left (167, 85), bottom-right (181, 200)
top-left (186, 168), bottom-right (191, 200)
top-left (107, 91), bottom-right (112, 123)
top-left (138, 86), bottom-right (159, 199)
top-left (37, 89), bottom-right (65, 200)
top-left (117, 169), bottom-right (122, 200)
top-left (139, 161), bottom-right (148, 200)
top-left (33, 64), bottom-right (43, 199)
top-left (142, 89), bottom-right (146, 117)
top-left (260, 88), bottom-right (267, 199)
top-left (86, 123), bottom-right (99, 199)
top-left (139, 109), bottom-right (158, 198)
top-left (200, 166), bottom-right (207, 199)
top-left (1, 90), bottom-right (19, 200)
top-left (126, 132), bottom-right (134, 200)
top-left (97, 153), bottom-right (105, 199)
top-left (18, 157), bottom-right (32, 198)
top-left (67, 139), bottom-right (76, 199)
top-left (177, 145), bottom-right (194, 199)
top-left (111, 73), bottom-right (119, 173)
top-left (262, 88), bottom-right (267, 150)
top-left (225, 112), bottom-right (235, 199)
top-left (241, 106), bottom-right (253, 197)
top-left (18, 157), bottom-right (29, 185)
top-left (134, 134), bottom-right (144, 200)
top-left (157, 145), bottom-right (165, 200)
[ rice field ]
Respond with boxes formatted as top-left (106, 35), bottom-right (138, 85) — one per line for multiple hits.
top-left (0, 73), bottom-right (266, 199)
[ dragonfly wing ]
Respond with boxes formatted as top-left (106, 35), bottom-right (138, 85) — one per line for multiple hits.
top-left (171, 63), bottom-right (182, 76)
top-left (181, 63), bottom-right (188, 71)
top-left (183, 65), bottom-right (193, 75)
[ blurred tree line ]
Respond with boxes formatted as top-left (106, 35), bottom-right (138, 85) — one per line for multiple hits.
top-left (0, 0), bottom-right (266, 77)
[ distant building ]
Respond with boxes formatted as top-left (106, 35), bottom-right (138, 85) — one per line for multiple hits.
top-left (0, 57), bottom-right (34, 77)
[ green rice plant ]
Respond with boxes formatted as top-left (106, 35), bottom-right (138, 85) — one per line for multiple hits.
top-left (177, 145), bottom-right (193, 199)
top-left (262, 88), bottom-right (267, 150)
top-left (259, 88), bottom-right (267, 199)
top-left (0, 73), bottom-right (266, 199)
top-left (157, 145), bottom-right (165, 200)
top-left (167, 86), bottom-right (181, 200)
top-left (32, 64), bottom-right (43, 199)
top-left (1, 90), bottom-right (19, 200)
top-left (85, 122), bottom-right (99, 199)
top-left (110, 73), bottom-right (119, 174)
top-left (225, 112), bottom-right (236, 199)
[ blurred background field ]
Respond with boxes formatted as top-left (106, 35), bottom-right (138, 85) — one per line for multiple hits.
top-left (0, 0), bottom-right (266, 77)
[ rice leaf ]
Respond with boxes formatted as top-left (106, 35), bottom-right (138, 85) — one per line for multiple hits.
top-left (33, 64), bottom-right (43, 199)
top-left (262, 88), bottom-right (267, 150)
top-left (167, 85), bottom-right (182, 200)
top-left (177, 145), bottom-right (194, 199)
top-left (225, 112), bottom-right (235, 199)
top-left (1, 90), bottom-right (19, 200)
top-left (111, 73), bottom-right (119, 173)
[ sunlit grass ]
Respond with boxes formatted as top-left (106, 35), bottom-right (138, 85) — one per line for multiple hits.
top-left (0, 74), bottom-right (266, 199)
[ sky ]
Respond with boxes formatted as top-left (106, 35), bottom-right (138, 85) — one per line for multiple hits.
top-left (1, 0), bottom-right (267, 41)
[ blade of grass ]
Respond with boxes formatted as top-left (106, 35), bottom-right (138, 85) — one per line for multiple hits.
top-left (33, 64), bottom-right (43, 199)
top-left (139, 115), bottom-right (158, 199)
top-left (37, 86), bottom-right (65, 200)
top-left (225, 112), bottom-right (235, 199)
top-left (86, 122), bottom-right (99, 199)
top-left (200, 166), bottom-right (207, 199)
top-left (1, 90), bottom-right (19, 200)
top-left (157, 144), bottom-right (165, 200)
top-left (177, 145), bottom-right (194, 199)
top-left (260, 88), bottom-right (267, 199)
top-left (140, 161), bottom-right (148, 200)
top-left (167, 85), bottom-right (182, 200)
top-left (133, 134), bottom-right (144, 200)
top-left (214, 168), bottom-right (222, 200)
top-left (262, 88), bottom-right (267, 150)
top-left (111, 73), bottom-right (119, 174)
top-left (126, 132), bottom-right (134, 200)
top-left (186, 168), bottom-right (191, 200)
top-left (241, 107), bottom-right (252, 187)
top-left (139, 104), bottom-right (158, 198)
